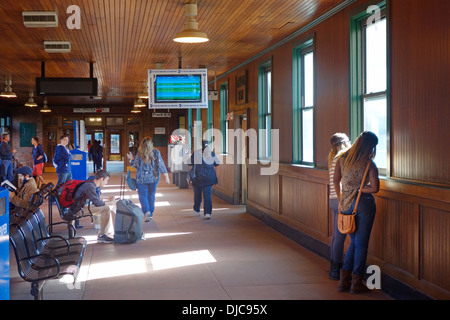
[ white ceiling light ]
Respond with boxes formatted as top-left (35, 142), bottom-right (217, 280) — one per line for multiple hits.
top-left (40, 98), bottom-right (52, 113)
top-left (25, 92), bottom-right (38, 107)
top-left (0, 79), bottom-right (17, 98)
top-left (134, 98), bottom-right (146, 108)
top-left (173, 3), bottom-right (209, 43)
top-left (22, 11), bottom-right (58, 28)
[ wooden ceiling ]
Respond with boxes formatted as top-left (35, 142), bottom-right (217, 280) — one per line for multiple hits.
top-left (0, 0), bottom-right (346, 108)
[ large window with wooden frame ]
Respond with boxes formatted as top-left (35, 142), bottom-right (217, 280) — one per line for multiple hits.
top-left (350, 2), bottom-right (388, 174)
top-left (293, 37), bottom-right (314, 165)
top-left (258, 61), bottom-right (272, 160)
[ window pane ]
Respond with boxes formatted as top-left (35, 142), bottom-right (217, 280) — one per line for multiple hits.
top-left (302, 109), bottom-right (313, 163)
top-left (304, 52), bottom-right (314, 107)
top-left (265, 115), bottom-right (271, 158)
top-left (365, 18), bottom-right (387, 94)
top-left (266, 69), bottom-right (272, 113)
top-left (364, 95), bottom-right (387, 169)
top-left (110, 134), bottom-right (120, 154)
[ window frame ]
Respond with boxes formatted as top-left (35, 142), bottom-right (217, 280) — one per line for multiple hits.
top-left (220, 83), bottom-right (229, 154)
top-left (292, 35), bottom-right (315, 165)
top-left (258, 59), bottom-right (272, 160)
top-left (350, 0), bottom-right (389, 176)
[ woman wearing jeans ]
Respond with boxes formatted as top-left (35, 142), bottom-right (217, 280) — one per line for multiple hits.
top-left (190, 140), bottom-right (220, 219)
top-left (328, 133), bottom-right (351, 280)
top-left (127, 137), bottom-right (170, 222)
top-left (333, 131), bottom-right (380, 294)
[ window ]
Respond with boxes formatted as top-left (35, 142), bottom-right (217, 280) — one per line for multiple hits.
top-left (293, 38), bottom-right (314, 164)
top-left (258, 61), bottom-right (272, 159)
top-left (220, 83), bottom-right (228, 153)
top-left (206, 100), bottom-right (214, 145)
top-left (350, 2), bottom-right (388, 173)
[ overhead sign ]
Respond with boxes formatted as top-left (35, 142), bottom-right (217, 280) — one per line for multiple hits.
top-left (152, 113), bottom-right (171, 118)
top-left (73, 108), bottom-right (110, 113)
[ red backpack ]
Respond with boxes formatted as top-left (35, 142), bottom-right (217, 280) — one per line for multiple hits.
top-left (56, 180), bottom-right (87, 208)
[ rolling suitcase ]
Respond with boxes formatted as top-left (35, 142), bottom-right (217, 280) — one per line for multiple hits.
top-left (114, 175), bottom-right (144, 244)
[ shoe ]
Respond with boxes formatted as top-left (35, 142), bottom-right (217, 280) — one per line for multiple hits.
top-left (204, 214), bottom-right (211, 219)
top-left (97, 234), bottom-right (114, 243)
top-left (350, 273), bottom-right (370, 294)
top-left (145, 212), bottom-right (152, 222)
top-left (193, 210), bottom-right (201, 217)
top-left (329, 262), bottom-right (341, 281)
top-left (338, 269), bottom-right (352, 292)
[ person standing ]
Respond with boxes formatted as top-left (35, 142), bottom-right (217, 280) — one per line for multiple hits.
top-left (127, 137), bottom-right (170, 222)
top-left (334, 131), bottom-right (380, 294)
top-left (0, 132), bottom-right (15, 183)
top-left (328, 133), bottom-right (351, 280)
top-left (53, 135), bottom-right (72, 186)
top-left (189, 140), bottom-right (220, 219)
top-left (31, 136), bottom-right (45, 188)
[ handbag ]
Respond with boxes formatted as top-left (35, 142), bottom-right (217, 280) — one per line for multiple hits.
top-left (186, 164), bottom-right (196, 184)
top-left (126, 169), bottom-right (137, 191)
top-left (337, 162), bottom-right (371, 234)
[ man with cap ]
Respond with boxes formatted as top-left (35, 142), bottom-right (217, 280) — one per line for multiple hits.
top-left (9, 166), bottom-right (38, 210)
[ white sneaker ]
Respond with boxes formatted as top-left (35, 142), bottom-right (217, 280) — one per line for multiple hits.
top-left (204, 214), bottom-right (211, 219)
top-left (193, 210), bottom-right (201, 217)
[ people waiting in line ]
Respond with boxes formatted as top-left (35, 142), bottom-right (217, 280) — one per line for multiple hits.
top-left (189, 140), bottom-right (220, 219)
top-left (328, 133), bottom-right (351, 280)
top-left (31, 136), bottom-right (45, 188)
top-left (127, 137), bottom-right (170, 222)
top-left (71, 170), bottom-right (116, 243)
top-left (0, 132), bottom-right (15, 183)
top-left (9, 166), bottom-right (38, 210)
top-left (334, 131), bottom-right (380, 294)
top-left (53, 135), bottom-right (72, 187)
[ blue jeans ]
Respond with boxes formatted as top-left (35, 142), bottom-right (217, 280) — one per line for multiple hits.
top-left (1, 160), bottom-right (13, 183)
top-left (56, 172), bottom-right (72, 187)
top-left (342, 194), bottom-right (376, 276)
top-left (137, 179), bottom-right (159, 215)
top-left (193, 185), bottom-right (213, 215)
top-left (330, 198), bottom-right (347, 264)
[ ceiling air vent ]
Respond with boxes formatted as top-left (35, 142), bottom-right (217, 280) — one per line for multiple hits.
top-left (23, 11), bottom-right (58, 28)
top-left (44, 41), bottom-right (71, 53)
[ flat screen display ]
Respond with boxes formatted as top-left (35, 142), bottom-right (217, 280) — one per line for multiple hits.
top-left (148, 69), bottom-right (208, 109)
top-left (155, 75), bottom-right (202, 103)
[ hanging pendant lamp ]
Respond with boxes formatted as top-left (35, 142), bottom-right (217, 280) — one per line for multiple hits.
top-left (173, 3), bottom-right (208, 43)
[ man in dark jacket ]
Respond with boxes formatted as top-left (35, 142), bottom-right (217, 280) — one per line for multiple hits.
top-left (72, 170), bottom-right (115, 243)
top-left (53, 135), bottom-right (72, 186)
top-left (190, 140), bottom-right (220, 219)
top-left (0, 133), bottom-right (15, 183)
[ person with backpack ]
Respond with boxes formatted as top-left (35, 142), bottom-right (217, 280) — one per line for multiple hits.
top-left (53, 135), bottom-right (72, 186)
top-left (189, 140), bottom-right (220, 219)
top-left (70, 170), bottom-right (115, 243)
top-left (126, 137), bottom-right (170, 222)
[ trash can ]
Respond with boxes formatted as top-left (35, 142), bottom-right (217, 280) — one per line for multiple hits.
top-left (70, 149), bottom-right (88, 181)
top-left (0, 187), bottom-right (9, 300)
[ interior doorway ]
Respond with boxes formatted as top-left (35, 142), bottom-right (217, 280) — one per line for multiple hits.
top-left (233, 110), bottom-right (248, 205)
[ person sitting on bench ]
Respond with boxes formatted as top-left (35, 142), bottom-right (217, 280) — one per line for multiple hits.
top-left (72, 170), bottom-right (115, 243)
top-left (9, 166), bottom-right (38, 210)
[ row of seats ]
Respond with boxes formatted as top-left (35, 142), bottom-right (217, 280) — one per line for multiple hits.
top-left (9, 183), bottom-right (87, 300)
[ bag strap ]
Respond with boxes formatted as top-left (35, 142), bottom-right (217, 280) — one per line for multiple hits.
top-left (352, 161), bottom-right (371, 214)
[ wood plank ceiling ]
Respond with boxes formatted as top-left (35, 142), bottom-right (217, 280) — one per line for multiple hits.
top-left (0, 0), bottom-right (345, 108)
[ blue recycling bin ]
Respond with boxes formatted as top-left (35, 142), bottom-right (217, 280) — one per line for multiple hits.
top-left (0, 187), bottom-right (9, 300)
top-left (70, 149), bottom-right (88, 180)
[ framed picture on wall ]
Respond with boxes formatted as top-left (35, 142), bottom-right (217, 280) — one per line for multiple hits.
top-left (236, 70), bottom-right (247, 105)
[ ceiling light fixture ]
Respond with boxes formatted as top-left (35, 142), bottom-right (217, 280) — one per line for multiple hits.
top-left (131, 106), bottom-right (141, 114)
top-left (0, 79), bottom-right (17, 98)
top-left (173, 2), bottom-right (209, 43)
top-left (40, 98), bottom-right (51, 113)
top-left (25, 92), bottom-right (38, 107)
top-left (134, 98), bottom-right (146, 108)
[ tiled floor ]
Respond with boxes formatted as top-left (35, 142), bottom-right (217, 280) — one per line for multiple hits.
top-left (9, 173), bottom-right (391, 300)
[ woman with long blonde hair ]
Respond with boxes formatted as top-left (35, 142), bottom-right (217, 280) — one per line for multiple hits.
top-left (127, 137), bottom-right (170, 222)
top-left (328, 133), bottom-right (351, 280)
top-left (333, 131), bottom-right (379, 294)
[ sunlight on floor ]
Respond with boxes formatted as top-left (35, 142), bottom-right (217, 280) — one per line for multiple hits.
top-left (150, 250), bottom-right (217, 271)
